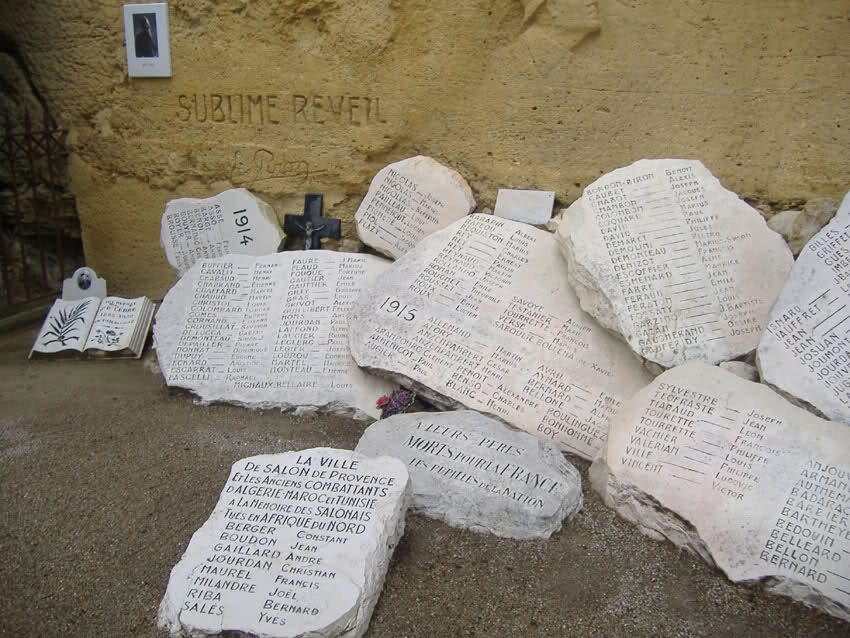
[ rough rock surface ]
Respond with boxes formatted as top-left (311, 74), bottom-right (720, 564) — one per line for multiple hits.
top-left (590, 361), bottom-right (850, 623)
top-left (349, 214), bottom-right (651, 459)
top-left (766, 209), bottom-right (800, 246)
top-left (557, 159), bottom-right (793, 370)
top-left (354, 156), bottom-right (475, 259)
top-left (758, 189), bottom-right (850, 424)
top-left (718, 361), bottom-right (759, 382)
top-left (155, 251), bottom-right (395, 419)
top-left (161, 188), bottom-right (284, 276)
top-left (789, 197), bottom-right (841, 255)
top-left (356, 410), bottom-right (582, 539)
top-left (158, 448), bottom-right (410, 638)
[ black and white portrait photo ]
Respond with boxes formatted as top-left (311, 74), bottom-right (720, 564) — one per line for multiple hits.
top-left (123, 3), bottom-right (171, 77)
top-left (132, 12), bottom-right (158, 58)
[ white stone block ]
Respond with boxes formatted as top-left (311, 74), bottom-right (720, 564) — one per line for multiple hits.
top-left (349, 214), bottom-right (651, 460)
top-left (354, 156), bottom-right (475, 259)
top-left (356, 410), bottom-right (582, 539)
top-left (154, 252), bottom-right (396, 419)
top-left (494, 188), bottom-right (554, 225)
top-left (591, 361), bottom-right (850, 623)
top-left (158, 448), bottom-right (410, 638)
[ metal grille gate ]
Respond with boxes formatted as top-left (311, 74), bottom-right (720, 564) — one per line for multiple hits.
top-left (0, 111), bottom-right (83, 316)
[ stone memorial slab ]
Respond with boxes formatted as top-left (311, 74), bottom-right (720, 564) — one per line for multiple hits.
top-left (154, 251), bottom-right (395, 419)
top-left (556, 159), bottom-right (793, 370)
top-left (349, 214), bottom-right (652, 460)
top-left (354, 155), bottom-right (475, 259)
top-left (494, 188), bottom-right (555, 225)
top-left (161, 188), bottom-right (284, 276)
top-left (158, 448), bottom-right (410, 638)
top-left (356, 410), bottom-right (582, 539)
top-left (590, 361), bottom-right (850, 623)
top-left (758, 189), bottom-right (850, 423)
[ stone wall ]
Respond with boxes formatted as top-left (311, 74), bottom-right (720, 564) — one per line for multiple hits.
top-left (2, 0), bottom-right (848, 298)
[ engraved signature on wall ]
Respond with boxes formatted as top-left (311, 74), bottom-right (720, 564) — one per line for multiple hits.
top-left (229, 148), bottom-right (327, 187)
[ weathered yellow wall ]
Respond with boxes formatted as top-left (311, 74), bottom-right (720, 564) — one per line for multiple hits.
top-left (4, 0), bottom-right (849, 298)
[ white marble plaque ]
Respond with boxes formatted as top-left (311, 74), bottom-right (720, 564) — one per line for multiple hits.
top-left (161, 188), bottom-right (284, 276)
top-left (62, 266), bottom-right (106, 300)
top-left (556, 159), bottom-right (793, 370)
top-left (354, 155), bottom-right (476, 259)
top-left (494, 189), bottom-right (555, 225)
top-left (591, 362), bottom-right (850, 623)
top-left (154, 252), bottom-right (395, 419)
top-left (349, 214), bottom-right (652, 460)
top-left (356, 410), bottom-right (582, 539)
top-left (158, 448), bottom-right (410, 638)
top-left (758, 190), bottom-right (850, 423)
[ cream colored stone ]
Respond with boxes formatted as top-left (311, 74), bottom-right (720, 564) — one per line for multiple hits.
top-left (160, 188), bottom-right (284, 276)
top-left (349, 214), bottom-right (652, 460)
top-left (4, 2), bottom-right (849, 298)
top-left (354, 156), bottom-right (475, 259)
top-left (155, 251), bottom-right (395, 419)
top-left (557, 159), bottom-right (793, 370)
top-left (758, 190), bottom-right (850, 424)
top-left (591, 361), bottom-right (850, 623)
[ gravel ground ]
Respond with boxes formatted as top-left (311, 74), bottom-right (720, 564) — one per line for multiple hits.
top-left (0, 323), bottom-right (847, 638)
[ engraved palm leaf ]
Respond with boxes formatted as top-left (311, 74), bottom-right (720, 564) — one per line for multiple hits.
top-left (42, 300), bottom-right (91, 347)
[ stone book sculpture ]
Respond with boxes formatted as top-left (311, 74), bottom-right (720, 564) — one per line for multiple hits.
top-left (29, 296), bottom-right (155, 360)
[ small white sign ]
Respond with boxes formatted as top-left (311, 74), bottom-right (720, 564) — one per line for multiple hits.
top-left (123, 3), bottom-right (171, 77)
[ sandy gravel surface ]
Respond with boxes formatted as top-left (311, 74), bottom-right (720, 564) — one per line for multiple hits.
top-left (0, 323), bottom-right (847, 638)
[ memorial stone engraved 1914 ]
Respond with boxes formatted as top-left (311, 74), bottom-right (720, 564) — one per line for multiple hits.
top-left (494, 188), bottom-right (555, 226)
top-left (349, 214), bottom-right (652, 460)
top-left (758, 189), bottom-right (850, 424)
top-left (556, 159), bottom-right (793, 370)
top-left (161, 188), bottom-right (285, 276)
top-left (158, 448), bottom-right (410, 638)
top-left (590, 361), bottom-right (850, 623)
top-left (154, 251), bottom-right (395, 419)
top-left (354, 155), bottom-right (476, 260)
top-left (356, 410), bottom-right (582, 539)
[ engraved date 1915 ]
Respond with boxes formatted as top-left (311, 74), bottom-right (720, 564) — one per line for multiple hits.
top-left (378, 296), bottom-right (417, 321)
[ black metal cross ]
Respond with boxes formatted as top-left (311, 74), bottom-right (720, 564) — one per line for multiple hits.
top-left (283, 194), bottom-right (341, 250)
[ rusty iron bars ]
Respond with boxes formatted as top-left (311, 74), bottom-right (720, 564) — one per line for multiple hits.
top-left (0, 110), bottom-right (82, 315)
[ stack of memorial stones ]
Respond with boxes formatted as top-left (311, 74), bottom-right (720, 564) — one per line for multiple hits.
top-left (155, 159), bottom-right (850, 636)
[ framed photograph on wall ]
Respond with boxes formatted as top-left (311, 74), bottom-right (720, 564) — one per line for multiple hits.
top-left (123, 3), bottom-right (171, 77)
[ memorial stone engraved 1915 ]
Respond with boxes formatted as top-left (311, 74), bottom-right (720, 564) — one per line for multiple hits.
top-left (283, 194), bottom-right (342, 250)
top-left (356, 410), bottom-right (582, 539)
top-left (354, 155), bottom-right (476, 260)
top-left (154, 251), bottom-right (395, 419)
top-left (349, 214), bottom-right (652, 460)
top-left (494, 189), bottom-right (555, 226)
top-left (556, 159), bottom-right (793, 370)
top-left (758, 189), bottom-right (850, 424)
top-left (158, 448), bottom-right (410, 638)
top-left (590, 361), bottom-right (850, 623)
top-left (161, 188), bottom-right (285, 276)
